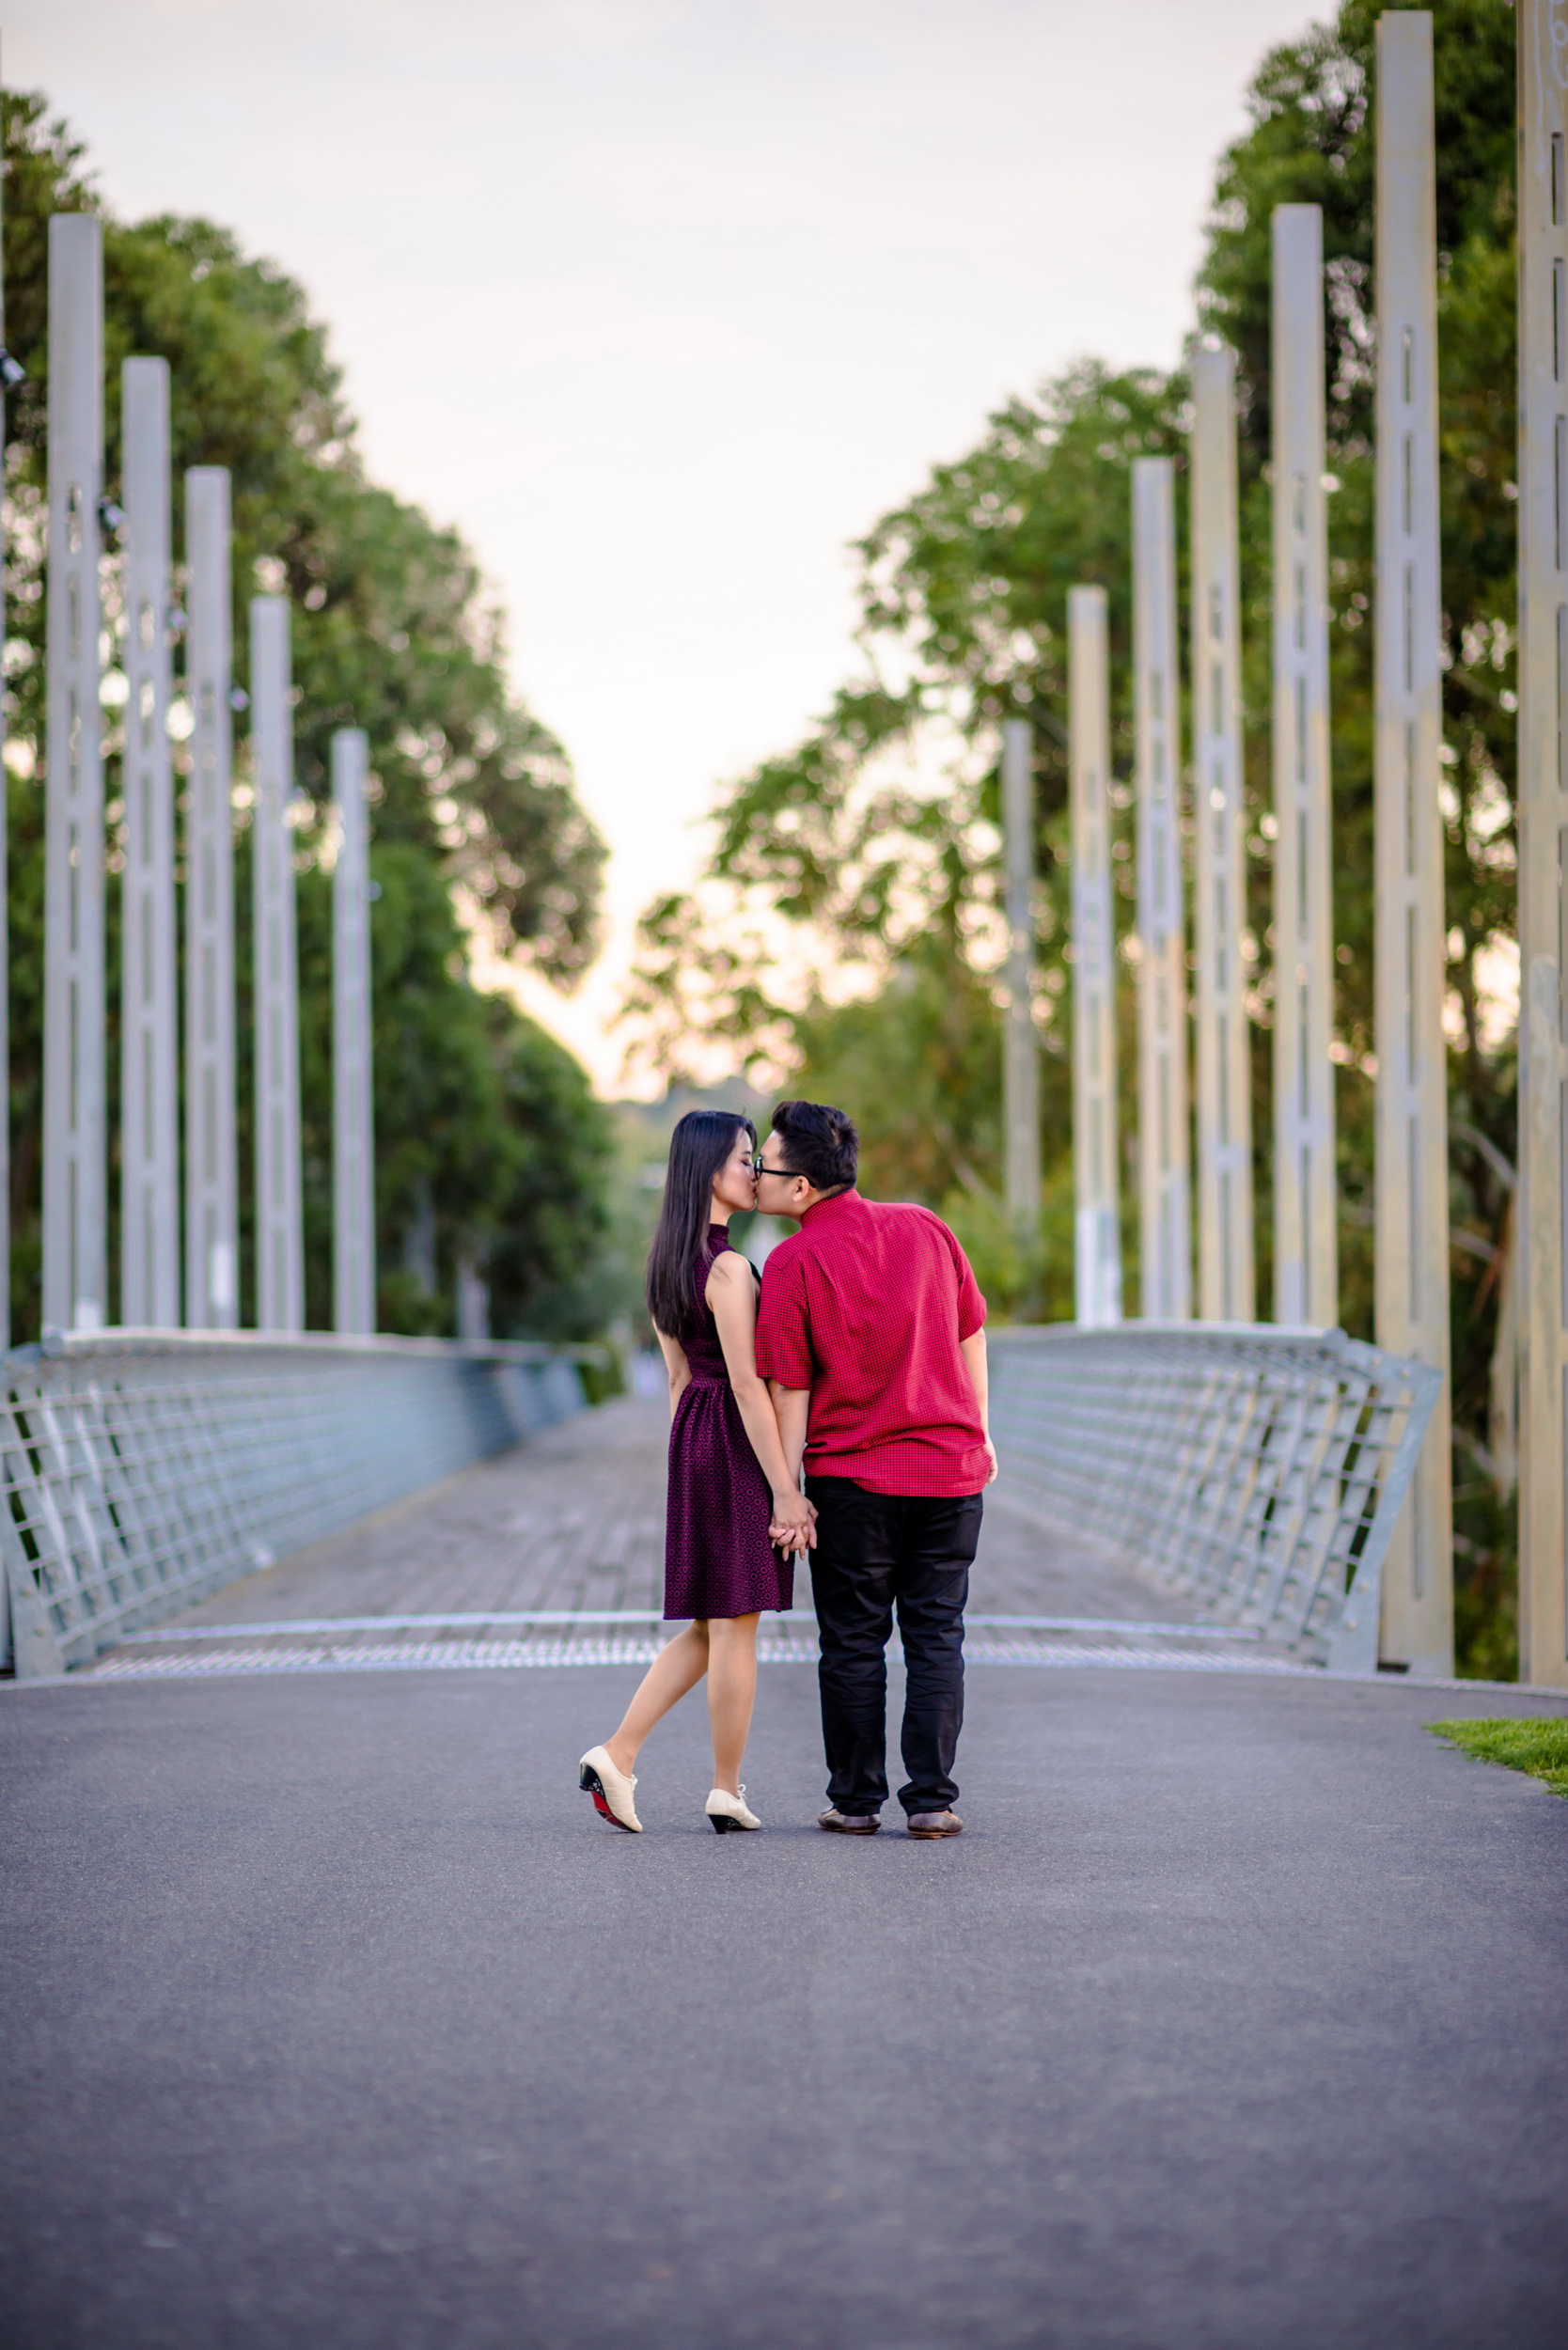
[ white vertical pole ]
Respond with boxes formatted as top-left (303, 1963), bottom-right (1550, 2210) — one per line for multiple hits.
top-left (332, 728), bottom-right (375, 1335)
top-left (119, 359), bottom-right (180, 1327)
top-left (1000, 718), bottom-right (1040, 1246)
top-left (1188, 346), bottom-right (1255, 1324)
top-left (1271, 205), bottom-right (1341, 1331)
top-left (1132, 456), bottom-right (1191, 1320)
top-left (42, 215), bottom-right (106, 1336)
top-left (1068, 585), bottom-right (1121, 1325)
top-left (1374, 10), bottom-right (1453, 1676)
top-left (184, 471), bottom-right (239, 1328)
top-left (1514, 0), bottom-right (1568, 1691)
top-left (250, 595), bottom-right (305, 1334)
top-left (456, 1258), bottom-right (490, 1342)
top-left (0, 45), bottom-right (11, 1355)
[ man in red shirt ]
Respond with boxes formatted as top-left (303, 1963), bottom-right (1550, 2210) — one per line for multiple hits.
top-left (753, 1100), bottom-right (996, 1839)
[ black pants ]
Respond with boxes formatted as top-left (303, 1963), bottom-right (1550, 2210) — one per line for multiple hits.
top-left (806, 1479), bottom-right (983, 1817)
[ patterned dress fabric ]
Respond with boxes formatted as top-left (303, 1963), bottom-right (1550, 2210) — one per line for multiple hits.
top-left (663, 1227), bottom-right (793, 1622)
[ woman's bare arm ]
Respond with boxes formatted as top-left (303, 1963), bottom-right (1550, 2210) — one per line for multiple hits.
top-left (706, 1254), bottom-right (815, 1547)
top-left (653, 1326), bottom-right (692, 1423)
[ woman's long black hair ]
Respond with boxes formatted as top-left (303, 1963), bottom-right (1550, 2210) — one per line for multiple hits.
top-left (645, 1110), bottom-right (757, 1341)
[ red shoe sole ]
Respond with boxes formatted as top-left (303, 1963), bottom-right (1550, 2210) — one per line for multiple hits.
top-left (583, 1769), bottom-right (637, 1832)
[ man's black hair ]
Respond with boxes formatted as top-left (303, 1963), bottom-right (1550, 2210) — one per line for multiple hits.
top-left (771, 1100), bottom-right (858, 1196)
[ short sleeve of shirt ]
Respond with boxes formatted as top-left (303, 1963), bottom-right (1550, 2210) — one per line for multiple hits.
top-left (943, 1223), bottom-right (987, 1340)
top-left (755, 1251), bottom-right (816, 1387)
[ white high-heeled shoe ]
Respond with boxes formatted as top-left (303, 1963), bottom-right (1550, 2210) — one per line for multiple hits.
top-left (579, 1746), bottom-right (642, 1832)
top-left (705, 1785), bottom-right (760, 1833)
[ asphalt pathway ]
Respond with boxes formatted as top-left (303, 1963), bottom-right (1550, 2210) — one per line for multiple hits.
top-left (4, 1658), bottom-right (1566, 2347)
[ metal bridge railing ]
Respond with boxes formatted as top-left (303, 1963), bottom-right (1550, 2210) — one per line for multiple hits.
top-left (987, 1324), bottom-right (1443, 1673)
top-left (0, 1331), bottom-right (593, 1679)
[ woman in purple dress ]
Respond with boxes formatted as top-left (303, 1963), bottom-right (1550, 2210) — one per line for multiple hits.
top-left (579, 1112), bottom-right (814, 1836)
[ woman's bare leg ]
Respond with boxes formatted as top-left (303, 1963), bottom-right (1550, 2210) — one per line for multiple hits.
top-left (706, 1615), bottom-right (760, 1795)
top-left (604, 1623), bottom-right (710, 1776)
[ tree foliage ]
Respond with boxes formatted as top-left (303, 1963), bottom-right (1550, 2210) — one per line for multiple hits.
top-left (625, 362), bottom-right (1184, 1099)
top-left (5, 89), bottom-right (613, 1340)
top-left (623, 0), bottom-right (1524, 1671)
top-left (1200, 0), bottom-right (1520, 1675)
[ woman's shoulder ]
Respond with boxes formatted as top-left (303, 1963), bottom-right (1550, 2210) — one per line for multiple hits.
top-left (706, 1241), bottom-right (759, 1288)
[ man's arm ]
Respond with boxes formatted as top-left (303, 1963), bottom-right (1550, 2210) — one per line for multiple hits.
top-left (757, 1253), bottom-right (813, 1491)
top-left (769, 1382), bottom-right (811, 1486)
top-left (959, 1328), bottom-right (998, 1485)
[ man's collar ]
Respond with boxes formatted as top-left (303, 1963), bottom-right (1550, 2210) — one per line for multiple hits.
top-left (800, 1186), bottom-right (860, 1226)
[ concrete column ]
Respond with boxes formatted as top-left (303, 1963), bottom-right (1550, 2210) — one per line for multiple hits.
top-left (332, 728), bottom-right (375, 1335)
top-left (119, 359), bottom-right (180, 1327)
top-left (1068, 585), bottom-right (1122, 1325)
top-left (183, 470), bottom-right (239, 1327)
top-left (1270, 205), bottom-right (1341, 1332)
top-left (42, 214), bottom-right (106, 1335)
top-left (250, 595), bottom-right (305, 1334)
top-left (1000, 718), bottom-right (1041, 1248)
top-left (1132, 456), bottom-right (1191, 1320)
top-left (1188, 347), bottom-right (1255, 1324)
top-left (1373, 9), bottom-right (1453, 1676)
top-left (1514, 0), bottom-right (1568, 1690)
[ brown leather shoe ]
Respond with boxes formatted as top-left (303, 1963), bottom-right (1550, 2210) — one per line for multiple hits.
top-left (906, 1810), bottom-right (963, 1837)
top-left (818, 1808), bottom-right (880, 1834)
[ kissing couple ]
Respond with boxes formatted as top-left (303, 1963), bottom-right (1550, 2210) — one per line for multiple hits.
top-left (578, 1098), bottom-right (997, 1841)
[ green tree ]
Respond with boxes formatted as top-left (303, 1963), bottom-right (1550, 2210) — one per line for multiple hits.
top-left (624, 0), bottom-right (1524, 1672)
top-left (624, 361), bottom-right (1182, 1305)
top-left (4, 89), bottom-right (611, 1340)
top-left (1199, 0), bottom-right (1521, 1669)
top-left (483, 999), bottom-right (616, 1342)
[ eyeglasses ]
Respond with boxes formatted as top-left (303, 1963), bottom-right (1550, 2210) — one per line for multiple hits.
top-left (750, 1156), bottom-right (808, 1181)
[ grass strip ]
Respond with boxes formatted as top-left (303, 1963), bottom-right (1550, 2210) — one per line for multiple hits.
top-left (1427, 1717), bottom-right (1568, 1798)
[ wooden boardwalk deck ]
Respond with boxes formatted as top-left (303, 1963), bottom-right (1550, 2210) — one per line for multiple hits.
top-left (165, 1395), bottom-right (1200, 1632)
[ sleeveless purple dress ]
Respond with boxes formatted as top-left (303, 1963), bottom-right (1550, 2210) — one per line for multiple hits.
top-left (663, 1226), bottom-right (794, 1622)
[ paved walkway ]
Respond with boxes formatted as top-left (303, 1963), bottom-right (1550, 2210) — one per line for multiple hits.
top-left (4, 1398), bottom-right (1567, 2345)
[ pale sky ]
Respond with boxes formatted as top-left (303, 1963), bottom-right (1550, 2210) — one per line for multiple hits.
top-left (14, 0), bottom-right (1319, 1091)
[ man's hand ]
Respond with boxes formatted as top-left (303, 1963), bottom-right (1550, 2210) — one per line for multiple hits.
top-left (769, 1488), bottom-right (817, 1553)
top-left (981, 1436), bottom-right (999, 1487)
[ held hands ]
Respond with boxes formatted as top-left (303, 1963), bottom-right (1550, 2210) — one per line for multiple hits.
top-left (770, 1489), bottom-right (818, 1555)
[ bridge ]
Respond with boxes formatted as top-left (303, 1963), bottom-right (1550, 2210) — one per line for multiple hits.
top-left (0, 1318), bottom-right (1437, 1683)
top-left (6, 5), bottom-right (1568, 2340)
top-left (4, 1367), bottom-right (1566, 2345)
